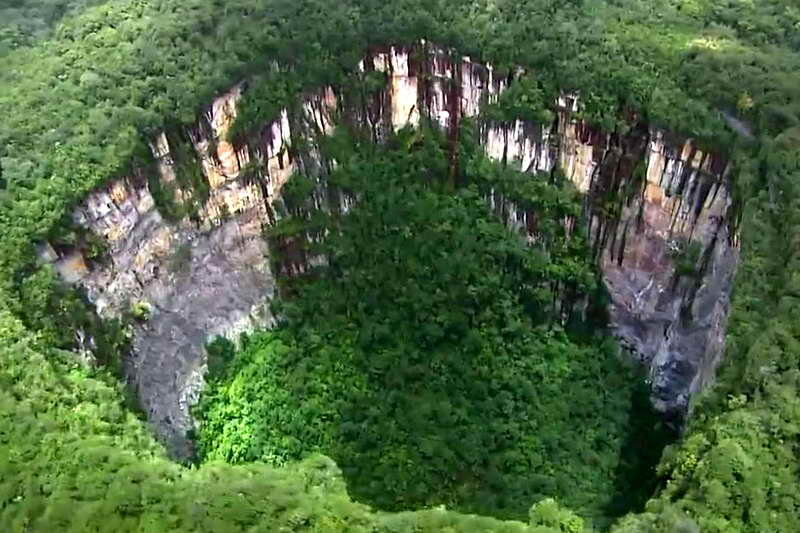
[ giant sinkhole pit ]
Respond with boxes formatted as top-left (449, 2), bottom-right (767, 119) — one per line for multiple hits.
top-left (36, 45), bottom-right (737, 525)
top-left (5, 3), bottom-right (800, 530)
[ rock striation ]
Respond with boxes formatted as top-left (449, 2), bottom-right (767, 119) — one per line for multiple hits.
top-left (44, 44), bottom-right (738, 455)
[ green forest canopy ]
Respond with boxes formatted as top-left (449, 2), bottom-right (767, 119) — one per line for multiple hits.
top-left (195, 128), bottom-right (672, 528)
top-left (2, 0), bottom-right (800, 532)
top-left (0, 0), bottom-right (106, 53)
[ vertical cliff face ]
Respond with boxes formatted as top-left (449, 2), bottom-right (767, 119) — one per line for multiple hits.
top-left (68, 172), bottom-right (275, 458)
top-left (46, 44), bottom-right (738, 454)
top-left (364, 45), bottom-right (739, 419)
top-left (597, 134), bottom-right (738, 418)
top-left (483, 110), bottom-right (738, 419)
top-left (45, 85), bottom-right (337, 456)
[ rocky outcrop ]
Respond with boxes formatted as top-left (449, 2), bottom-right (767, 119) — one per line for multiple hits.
top-left (69, 177), bottom-right (275, 457)
top-left (44, 85), bottom-right (337, 457)
top-left (45, 44), bottom-right (738, 454)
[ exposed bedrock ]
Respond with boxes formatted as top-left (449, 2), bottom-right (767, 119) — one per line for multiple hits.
top-left (66, 177), bottom-right (276, 457)
top-left (44, 44), bottom-right (739, 455)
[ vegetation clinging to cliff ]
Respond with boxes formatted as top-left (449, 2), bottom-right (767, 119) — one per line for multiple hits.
top-left (1, 0), bottom-right (796, 343)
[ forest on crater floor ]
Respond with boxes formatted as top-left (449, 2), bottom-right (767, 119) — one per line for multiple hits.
top-left (195, 127), bottom-right (672, 528)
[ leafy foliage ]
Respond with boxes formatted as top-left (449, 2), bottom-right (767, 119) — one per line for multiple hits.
top-left (1, 0), bottom-right (800, 532)
top-left (668, 238), bottom-right (703, 279)
top-left (0, 300), bottom-right (577, 532)
top-left (1, 0), bottom-right (798, 349)
top-left (484, 76), bottom-right (555, 126)
top-left (196, 133), bottom-right (665, 527)
top-left (0, 0), bottom-right (105, 54)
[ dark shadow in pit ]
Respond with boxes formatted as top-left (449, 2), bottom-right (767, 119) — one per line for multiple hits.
top-left (603, 378), bottom-right (677, 521)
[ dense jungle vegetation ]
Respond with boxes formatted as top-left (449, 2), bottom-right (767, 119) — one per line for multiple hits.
top-left (195, 128), bottom-right (670, 527)
top-left (0, 0), bottom-right (104, 53)
top-left (2, 0), bottom-right (800, 532)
